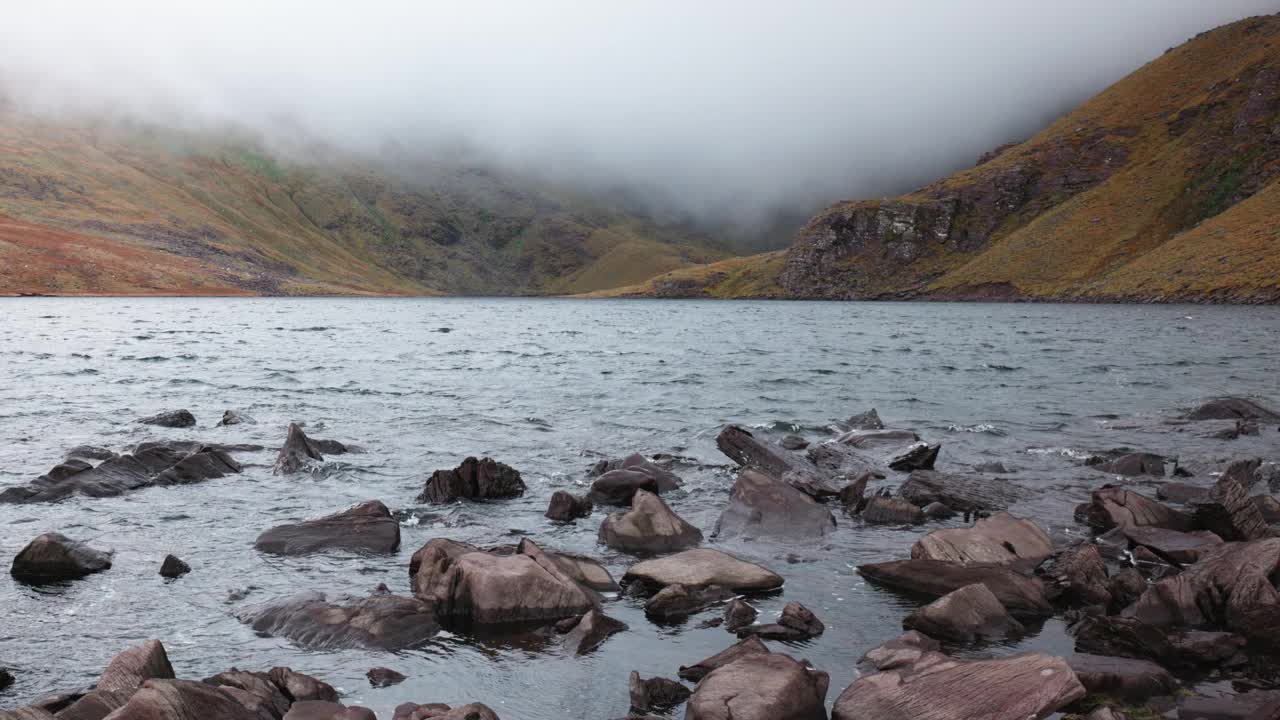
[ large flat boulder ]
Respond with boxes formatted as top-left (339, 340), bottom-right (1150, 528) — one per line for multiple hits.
top-left (1121, 526), bottom-right (1223, 565)
top-left (898, 470), bottom-right (1026, 513)
top-left (410, 538), bottom-right (597, 624)
top-left (713, 469), bottom-right (836, 539)
top-left (1076, 487), bottom-right (1195, 531)
top-left (1129, 538), bottom-right (1280, 629)
top-left (622, 548), bottom-right (784, 594)
top-left (238, 591), bottom-right (439, 650)
top-left (598, 489), bottom-right (702, 554)
top-left (392, 702), bottom-right (501, 720)
top-left (644, 583), bottom-right (735, 619)
top-left (685, 653), bottom-right (829, 720)
top-left (416, 457), bottom-right (525, 503)
top-left (858, 559), bottom-right (1052, 618)
top-left (254, 500), bottom-right (400, 555)
top-left (0, 442), bottom-right (242, 503)
top-left (902, 583), bottom-right (1023, 642)
top-left (831, 651), bottom-right (1084, 720)
top-left (10, 532), bottom-right (112, 582)
top-left (911, 512), bottom-right (1052, 568)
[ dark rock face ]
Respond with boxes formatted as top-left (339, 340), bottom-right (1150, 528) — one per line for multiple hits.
top-left (544, 491), bottom-right (592, 522)
top-left (1067, 654), bottom-right (1177, 703)
top-left (159, 554), bottom-right (191, 578)
top-left (0, 442), bottom-right (243, 504)
top-left (685, 652), bottom-right (829, 720)
top-left (255, 500), bottom-right (401, 555)
top-left (238, 591), bottom-right (439, 650)
top-left (1042, 543), bottom-right (1112, 607)
top-left (844, 408), bottom-right (885, 431)
top-left (623, 548), bottom-right (784, 595)
top-left (417, 457), bottom-right (526, 503)
top-left (1256, 494), bottom-right (1280, 523)
top-left (911, 512), bottom-right (1052, 568)
top-left (218, 410), bottom-right (257, 426)
top-left (562, 609), bottom-right (627, 654)
top-left (713, 469), bottom-right (836, 539)
top-left (0, 668), bottom-right (12, 691)
top-left (367, 667), bottom-right (407, 688)
top-left (587, 470), bottom-right (661, 506)
top-left (1076, 487), bottom-right (1195, 531)
top-left (678, 636), bottom-right (771, 682)
top-left (781, 435), bottom-right (809, 450)
top-left (888, 443), bottom-right (940, 472)
top-left (716, 425), bottom-right (815, 481)
top-left (737, 601), bottom-right (825, 641)
top-left (902, 583), bottom-right (1023, 642)
top-left (723, 598), bottom-right (758, 632)
top-left (598, 489), bottom-right (702, 554)
top-left (137, 409), bottom-right (196, 428)
top-left (10, 532), bottom-right (112, 582)
top-left (1190, 474), bottom-right (1268, 541)
top-left (898, 470), bottom-right (1026, 512)
top-left (410, 538), bottom-right (597, 624)
top-left (1072, 615), bottom-right (1247, 672)
top-left (644, 584), bottom-right (736, 619)
top-left (831, 650), bottom-right (1085, 720)
top-left (1092, 452), bottom-right (1167, 477)
top-left (274, 423), bottom-right (325, 475)
top-left (1184, 397), bottom-right (1280, 423)
top-left (1130, 538), bottom-right (1280, 630)
top-left (858, 558), bottom-right (1053, 618)
top-left (590, 453), bottom-right (682, 491)
top-left (861, 496), bottom-right (925, 525)
top-left (392, 702), bottom-right (501, 720)
top-left (628, 672), bottom-right (690, 713)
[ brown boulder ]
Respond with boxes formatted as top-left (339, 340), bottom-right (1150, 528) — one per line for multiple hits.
top-left (238, 591), bottom-right (438, 650)
top-left (1092, 452), bottom-right (1166, 477)
top-left (417, 457), bottom-right (525, 503)
top-left (254, 500), bottom-right (400, 555)
top-left (1183, 397), bottom-right (1280, 422)
top-left (1077, 487), bottom-right (1195, 531)
top-left (1067, 654), bottom-right (1177, 703)
top-left (561, 609), bottom-right (627, 654)
top-left (1130, 538), bottom-right (1280, 629)
top-left (902, 583), bottom-right (1023, 642)
top-left (861, 496), bottom-right (925, 525)
top-left (10, 532), bottom-right (111, 583)
top-left (644, 583), bottom-right (735, 619)
top-left (858, 558), bottom-right (1052, 618)
top-left (1042, 543), bottom-right (1112, 607)
top-left (598, 489), bottom-right (702, 554)
top-left (544, 491), bottom-right (592, 522)
top-left (736, 601), bottom-right (825, 641)
top-left (622, 549), bottom-right (784, 594)
top-left (392, 702), bottom-right (501, 720)
top-left (1121, 526), bottom-right (1223, 565)
top-left (898, 470), bottom-right (1026, 512)
top-left (628, 672), bottom-right (690, 713)
top-left (274, 423), bottom-right (324, 475)
top-left (723, 598), bottom-right (758, 632)
top-left (685, 653), bottom-right (828, 720)
top-left (678, 636), bottom-right (770, 682)
top-left (713, 469), bottom-right (836, 539)
top-left (911, 512), bottom-right (1051, 568)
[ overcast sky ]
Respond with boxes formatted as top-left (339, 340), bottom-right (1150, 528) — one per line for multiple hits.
top-left (2, 1), bottom-right (1276, 226)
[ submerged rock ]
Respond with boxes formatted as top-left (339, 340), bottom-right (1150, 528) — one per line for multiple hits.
top-left (858, 558), bottom-right (1052, 618)
top-left (238, 591), bottom-right (439, 650)
top-left (713, 469), bottom-right (836, 539)
top-left (10, 532), bottom-right (112, 583)
top-left (137, 409), bottom-right (196, 428)
top-left (598, 489), bottom-right (702, 554)
top-left (723, 598), bottom-right (758, 632)
top-left (218, 409), bottom-right (257, 426)
top-left (844, 408), bottom-right (885, 431)
top-left (911, 512), bottom-right (1052, 568)
top-left (255, 500), bottom-right (401, 555)
top-left (562, 609), bottom-right (627, 654)
top-left (623, 548), bottom-right (784, 594)
top-left (861, 496), bottom-right (925, 525)
top-left (644, 583), bottom-right (736, 619)
top-left (367, 667), bottom-right (407, 688)
top-left (629, 672), bottom-right (690, 713)
top-left (1091, 452), bottom-right (1167, 477)
top-left (587, 469), bottom-right (661, 506)
top-left (545, 491), bottom-right (592, 522)
top-left (736, 601), bottom-right (825, 641)
top-left (0, 442), bottom-right (243, 504)
top-left (685, 652), bottom-right (829, 720)
top-left (1183, 397), bottom-right (1280, 423)
top-left (888, 442), bottom-right (941, 472)
top-left (1067, 654), bottom-right (1177, 703)
top-left (159, 554), bottom-right (191, 578)
top-left (590, 453), bottom-right (682, 490)
top-left (898, 470), bottom-right (1026, 512)
top-left (417, 457), bottom-right (526, 503)
top-left (902, 583), bottom-right (1023, 642)
top-left (781, 434), bottom-right (809, 450)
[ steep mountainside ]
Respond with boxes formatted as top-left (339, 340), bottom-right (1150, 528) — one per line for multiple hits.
top-left (0, 114), bottom-right (727, 296)
top-left (605, 14), bottom-right (1280, 303)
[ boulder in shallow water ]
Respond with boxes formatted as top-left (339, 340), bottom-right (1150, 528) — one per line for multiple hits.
top-left (1042, 542), bottom-right (1112, 608)
top-left (218, 409), bottom-right (256, 426)
top-left (736, 601), bottom-right (825, 641)
top-left (392, 702), bottom-right (501, 720)
top-left (1121, 526), bottom-right (1223, 565)
top-left (137, 409), bottom-right (196, 428)
top-left (159, 554), bottom-right (191, 578)
top-left (590, 453), bottom-right (682, 490)
top-left (898, 470), bottom-right (1026, 513)
top-left (1129, 537), bottom-right (1280, 629)
top-left (724, 598), bottom-right (758, 632)
top-left (902, 583), bottom-right (1023, 642)
top-left (858, 558), bottom-right (1052, 618)
top-left (831, 650), bottom-right (1084, 720)
top-left (1067, 654), bottom-right (1177, 703)
top-left (587, 469), bottom-right (661, 506)
top-left (781, 434), bottom-right (809, 450)
top-left (545, 491), bottom-right (592, 522)
top-left (268, 667), bottom-right (339, 703)
top-left (284, 700), bottom-right (377, 720)
top-left (0, 442), bottom-right (243, 504)
top-left (861, 496), bottom-right (925, 525)
top-left (888, 442), bottom-right (940, 472)
top-left (102, 679), bottom-right (263, 720)
top-left (10, 532), bottom-right (111, 582)
top-left (599, 489), bottom-right (702, 554)
top-left (274, 423), bottom-right (325, 475)
top-left (629, 672), bottom-right (690, 713)
top-left (623, 548), bottom-right (784, 595)
top-left (1091, 452), bottom-right (1167, 477)
top-left (417, 456), bottom-right (526, 503)
top-left (686, 652), bottom-right (828, 720)
top-left (1184, 397), bottom-right (1280, 423)
top-left (713, 469), bottom-right (836, 539)
top-left (238, 591), bottom-right (439, 650)
top-left (562, 609), bottom-right (627, 654)
top-left (255, 500), bottom-right (401, 555)
top-left (859, 631), bottom-right (941, 671)
top-left (1190, 473), bottom-right (1268, 541)
top-left (1076, 486), bottom-right (1195, 532)
top-left (911, 512), bottom-right (1052, 568)
top-left (844, 408), bottom-right (885, 431)
top-left (644, 583), bottom-right (735, 619)
top-left (716, 425), bottom-right (818, 481)
top-left (366, 667), bottom-right (407, 688)
top-left (678, 636), bottom-right (771, 682)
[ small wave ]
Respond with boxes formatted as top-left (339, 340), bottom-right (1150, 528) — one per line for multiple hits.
top-left (983, 363), bottom-right (1021, 371)
top-left (947, 423), bottom-right (1005, 436)
top-left (1026, 446), bottom-right (1092, 460)
top-left (70, 353), bottom-right (92, 359)
top-left (810, 368), bottom-right (837, 375)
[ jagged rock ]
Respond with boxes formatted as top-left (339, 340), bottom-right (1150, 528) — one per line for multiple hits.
top-left (685, 652), bottom-right (828, 720)
top-left (159, 554), bottom-right (191, 578)
top-left (889, 443), bottom-right (941, 472)
top-left (238, 591), bottom-right (438, 650)
top-left (623, 548), bottom-right (784, 594)
top-left (95, 640), bottom-right (175, 697)
top-left (805, 443), bottom-right (881, 488)
top-left (781, 435), bottom-right (809, 450)
top-left (911, 512), bottom-right (1052, 568)
top-left (858, 559), bottom-right (1052, 617)
top-left (1042, 542), bottom-right (1112, 607)
top-left (205, 669), bottom-right (292, 717)
top-left (862, 496), bottom-right (925, 525)
top-left (1130, 538), bottom-right (1280, 629)
top-left (137, 409), bottom-right (196, 428)
top-left (268, 667), bottom-right (339, 703)
top-left (598, 489), bottom-right (702, 554)
top-left (838, 472), bottom-right (870, 512)
top-left (254, 500), bottom-right (400, 555)
top-left (1092, 452), bottom-right (1167, 477)
top-left (1223, 458), bottom-right (1264, 489)
top-left (545, 491), bottom-right (592, 522)
top-left (713, 469), bottom-right (836, 539)
top-left (274, 423), bottom-right (325, 475)
top-left (1184, 397), bottom-right (1280, 423)
top-left (1076, 487), bottom-right (1195, 531)
top-left (417, 457), bottom-right (525, 503)
top-left (1157, 482), bottom-right (1208, 505)
top-left (392, 702), bottom-right (501, 720)
top-left (1107, 567), bottom-right (1147, 612)
top-left (736, 601), bottom-right (824, 640)
top-left (644, 583), bottom-right (735, 619)
top-left (410, 538), bottom-right (597, 624)
top-left (844, 409), bottom-right (885, 431)
top-left (1191, 474), bottom-right (1268, 541)
top-left (219, 410), bottom-right (256, 426)
top-left (10, 533), bottom-right (111, 582)
top-left (831, 651), bottom-right (1085, 720)
top-left (562, 609), bottom-right (627, 654)
top-left (590, 453), bottom-right (682, 491)
top-left (366, 667), bottom-right (406, 688)
top-left (723, 598), bottom-right (757, 632)
top-left (859, 631), bottom-right (940, 671)
top-left (1067, 654), bottom-right (1177, 703)
top-left (284, 700), bottom-right (377, 720)
top-left (781, 466), bottom-right (845, 500)
top-left (629, 672), bottom-right (690, 712)
top-left (903, 583), bottom-right (1023, 642)
top-left (717, 424), bottom-right (820, 481)
top-left (99, 678), bottom-right (263, 720)
top-left (0, 442), bottom-right (243, 503)
top-left (1121, 527), bottom-right (1223, 565)
top-left (898, 470), bottom-right (1025, 512)
top-left (678, 636), bottom-right (770, 682)
top-left (587, 469), bottom-right (662, 506)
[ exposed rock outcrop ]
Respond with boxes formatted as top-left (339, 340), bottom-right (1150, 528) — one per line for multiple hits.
top-left (736, 601), bottom-right (825, 641)
top-left (159, 554), bottom-right (191, 578)
top-left (561, 609), bottom-right (627, 654)
top-left (417, 457), bottom-right (526, 503)
top-left (10, 532), bottom-right (112, 582)
top-left (545, 491), bottom-right (592, 522)
top-left (628, 672), bottom-right (690, 713)
top-left (1184, 397), bottom-right (1280, 423)
top-left (598, 489), bottom-right (702, 554)
top-left (0, 441), bottom-right (243, 503)
top-left (911, 512), bottom-right (1052, 568)
top-left (238, 591), bottom-right (439, 650)
top-left (685, 652), bottom-right (829, 720)
top-left (1076, 487), bottom-right (1195, 531)
top-left (678, 636), bottom-right (771, 682)
top-left (275, 423), bottom-right (324, 475)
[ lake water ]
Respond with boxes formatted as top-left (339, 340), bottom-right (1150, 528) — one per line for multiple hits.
top-left (2, 298), bottom-right (1278, 718)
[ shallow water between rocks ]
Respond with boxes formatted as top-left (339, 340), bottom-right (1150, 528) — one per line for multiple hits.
top-left (1, 297), bottom-right (1278, 718)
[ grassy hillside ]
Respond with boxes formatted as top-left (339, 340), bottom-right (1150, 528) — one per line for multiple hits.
top-left (610, 14), bottom-right (1280, 303)
top-left (0, 114), bottom-right (728, 296)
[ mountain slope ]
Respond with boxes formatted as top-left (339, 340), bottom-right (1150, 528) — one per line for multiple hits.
top-left (606, 14), bottom-right (1280, 303)
top-left (0, 114), bottom-right (728, 296)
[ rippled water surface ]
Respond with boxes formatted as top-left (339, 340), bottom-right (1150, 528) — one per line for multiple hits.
top-left (2, 298), bottom-right (1279, 718)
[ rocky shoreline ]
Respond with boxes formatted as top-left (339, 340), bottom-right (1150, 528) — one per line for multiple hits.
top-left (3, 398), bottom-right (1280, 720)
